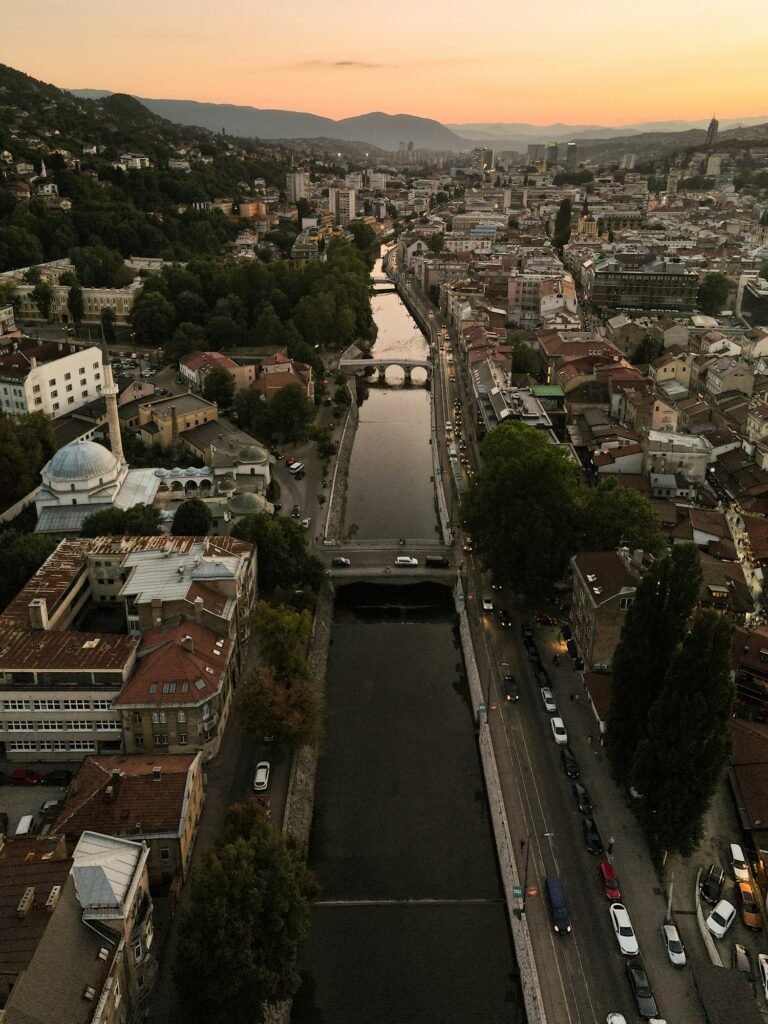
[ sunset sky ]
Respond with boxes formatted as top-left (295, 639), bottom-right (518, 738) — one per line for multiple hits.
top-left (3, 0), bottom-right (768, 125)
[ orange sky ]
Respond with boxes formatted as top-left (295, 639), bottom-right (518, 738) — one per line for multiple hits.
top-left (3, 0), bottom-right (768, 124)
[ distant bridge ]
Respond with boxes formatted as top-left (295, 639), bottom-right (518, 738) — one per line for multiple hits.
top-left (372, 277), bottom-right (397, 293)
top-left (338, 357), bottom-right (432, 384)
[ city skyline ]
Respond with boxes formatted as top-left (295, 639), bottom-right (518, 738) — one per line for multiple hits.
top-left (3, 0), bottom-right (768, 125)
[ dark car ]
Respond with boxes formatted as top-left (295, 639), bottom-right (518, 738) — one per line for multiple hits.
top-left (572, 782), bottom-right (592, 814)
top-left (700, 864), bottom-right (725, 905)
top-left (332, 557), bottom-right (351, 568)
top-left (560, 746), bottom-right (580, 778)
top-left (521, 622), bottom-right (534, 640)
top-left (9, 768), bottom-right (43, 786)
top-left (44, 769), bottom-right (73, 787)
top-left (272, 502), bottom-right (282, 512)
top-left (294, 470), bottom-right (305, 481)
top-left (291, 505), bottom-right (301, 518)
top-left (582, 817), bottom-right (603, 855)
top-left (625, 959), bottom-right (659, 1019)
top-left (499, 608), bottom-right (512, 627)
top-left (503, 674), bottom-right (519, 702)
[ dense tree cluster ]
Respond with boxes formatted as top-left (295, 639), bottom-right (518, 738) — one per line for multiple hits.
top-left (460, 423), bottom-right (665, 598)
top-left (80, 504), bottom-right (162, 537)
top-left (697, 272), bottom-right (730, 315)
top-left (170, 497), bottom-right (213, 536)
top-left (0, 531), bottom-right (58, 612)
top-left (0, 412), bottom-right (55, 509)
top-left (231, 512), bottom-right (325, 598)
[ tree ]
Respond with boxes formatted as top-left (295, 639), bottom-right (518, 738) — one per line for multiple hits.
top-left (0, 412), bottom-right (55, 506)
top-left (333, 384), bottom-right (351, 407)
top-left (510, 342), bottom-right (539, 376)
top-left (460, 422), bottom-right (580, 597)
top-left (0, 531), bottom-right (57, 612)
top-left (237, 663), bottom-right (323, 747)
top-left (171, 497), bottom-right (213, 536)
top-left (231, 513), bottom-right (325, 595)
top-left (427, 233), bottom-right (444, 254)
top-left (269, 384), bottom-right (314, 443)
top-left (631, 609), bottom-right (734, 854)
top-left (131, 290), bottom-right (175, 344)
top-left (203, 367), bottom-right (235, 409)
top-left (166, 321), bottom-right (206, 362)
top-left (552, 198), bottom-right (572, 248)
top-left (759, 260), bottom-right (768, 282)
top-left (234, 389), bottom-right (272, 442)
top-left (100, 307), bottom-right (116, 342)
top-left (67, 284), bottom-right (84, 327)
top-left (173, 823), bottom-right (312, 1024)
top-left (607, 544), bottom-right (703, 782)
top-left (347, 220), bottom-right (376, 252)
top-left (31, 281), bottom-right (54, 321)
top-left (80, 504), bottom-right (162, 537)
top-left (577, 478), bottom-right (665, 556)
top-left (251, 600), bottom-right (311, 677)
top-left (698, 273), bottom-right (730, 315)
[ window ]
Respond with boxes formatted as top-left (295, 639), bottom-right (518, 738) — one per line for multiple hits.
top-left (151, 711), bottom-right (167, 725)
top-left (65, 721), bottom-right (92, 731)
top-left (78, 367), bottom-right (85, 375)
top-left (38, 740), bottom-right (53, 751)
top-left (81, 391), bottom-right (88, 398)
top-left (153, 733), bottom-right (168, 746)
top-left (48, 378), bottom-right (56, 386)
top-left (53, 403), bottom-right (59, 411)
top-left (64, 372), bottom-right (71, 381)
top-left (113, 980), bottom-right (121, 1009)
top-left (32, 384), bottom-right (40, 393)
top-left (34, 699), bottom-right (61, 711)
top-left (620, 597), bottom-right (634, 611)
top-left (160, 847), bottom-right (171, 861)
top-left (92, 699), bottom-right (111, 711)
top-left (94, 720), bottom-right (120, 731)
top-left (6, 720), bottom-right (35, 731)
top-left (4, 700), bottom-right (30, 711)
top-left (53, 740), bottom-right (67, 751)
top-left (65, 384), bottom-right (73, 392)
top-left (178, 732), bottom-right (187, 745)
top-left (134, 734), bottom-right (144, 747)
top-left (69, 739), bottom-right (95, 751)
top-left (34, 397), bottom-right (42, 405)
top-left (38, 720), bottom-right (65, 731)
top-left (93, 362), bottom-right (99, 369)
top-left (145, 919), bottom-right (154, 948)
top-left (9, 740), bottom-right (35, 751)
top-left (63, 699), bottom-right (89, 710)
top-left (133, 711), bottom-right (142, 725)
top-left (177, 710), bottom-right (186, 723)
top-left (80, 379), bottom-right (87, 387)
top-left (133, 940), bottom-right (143, 962)
top-left (51, 389), bottom-right (58, 398)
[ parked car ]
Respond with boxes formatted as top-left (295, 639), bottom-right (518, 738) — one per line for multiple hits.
top-left (625, 959), bottom-right (659, 1019)
top-left (550, 717), bottom-right (568, 745)
top-left (560, 746), bottom-right (580, 779)
top-left (582, 817), bottom-right (603, 855)
top-left (301, 517), bottom-right (311, 530)
top-left (540, 687), bottom-right (557, 714)
top-left (660, 923), bottom-right (686, 966)
top-left (44, 769), bottom-right (73, 787)
top-left (9, 768), bottom-right (43, 786)
top-left (572, 782), bottom-right (592, 815)
top-left (253, 761), bottom-right (270, 792)
top-left (332, 557), bottom-right (351, 568)
top-left (736, 880), bottom-right (762, 930)
top-left (732, 943), bottom-right (755, 983)
top-left (598, 861), bottom-right (620, 900)
top-left (706, 899), bottom-right (737, 939)
top-left (757, 952), bottom-right (768, 1001)
top-left (729, 842), bottom-right (750, 882)
top-left (609, 903), bottom-right (639, 956)
top-left (700, 864), bottom-right (725, 905)
top-left (503, 674), bottom-right (519, 702)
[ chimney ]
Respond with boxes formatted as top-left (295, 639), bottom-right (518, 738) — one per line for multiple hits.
top-left (17, 887), bottom-right (35, 918)
top-left (180, 634), bottom-right (194, 652)
top-left (45, 885), bottom-right (61, 913)
top-left (28, 598), bottom-right (49, 631)
top-left (194, 595), bottom-right (204, 623)
top-left (152, 766), bottom-right (162, 783)
top-left (170, 405), bottom-right (179, 441)
top-left (30, 356), bottom-right (37, 369)
top-left (631, 549), bottom-right (644, 568)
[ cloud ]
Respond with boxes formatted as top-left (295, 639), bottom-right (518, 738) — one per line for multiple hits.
top-left (297, 59), bottom-right (389, 70)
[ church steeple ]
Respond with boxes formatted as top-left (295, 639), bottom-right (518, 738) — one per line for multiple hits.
top-left (100, 339), bottom-right (124, 464)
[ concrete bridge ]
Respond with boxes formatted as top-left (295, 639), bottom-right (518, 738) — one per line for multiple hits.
top-left (323, 539), bottom-right (456, 583)
top-left (338, 357), bottom-right (432, 385)
top-left (372, 277), bottom-right (397, 293)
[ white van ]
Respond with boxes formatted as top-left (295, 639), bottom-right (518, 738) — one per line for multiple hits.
top-left (448, 445), bottom-right (458, 460)
top-left (288, 462), bottom-right (305, 475)
top-left (15, 814), bottom-right (34, 837)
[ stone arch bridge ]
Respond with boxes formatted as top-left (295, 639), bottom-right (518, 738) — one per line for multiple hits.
top-left (338, 357), bottom-right (432, 385)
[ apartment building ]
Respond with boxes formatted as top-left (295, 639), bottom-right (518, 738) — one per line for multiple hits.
top-left (179, 350), bottom-right (257, 393)
top-left (643, 428), bottom-right (713, 483)
top-left (570, 549), bottom-right (643, 669)
top-left (0, 535), bottom-right (256, 762)
top-left (329, 187), bottom-right (356, 226)
top-left (583, 254), bottom-right (699, 311)
top-left (0, 341), bottom-right (104, 417)
top-left (287, 170), bottom-right (311, 203)
top-left (0, 258), bottom-right (144, 324)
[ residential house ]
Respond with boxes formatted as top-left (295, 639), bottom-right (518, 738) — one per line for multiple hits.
top-left (605, 314), bottom-right (648, 356)
top-left (569, 549), bottom-right (644, 669)
top-left (179, 351), bottom-right (256, 394)
top-left (593, 444), bottom-right (644, 475)
top-left (649, 350), bottom-right (691, 389)
top-left (704, 357), bottom-right (754, 401)
top-left (650, 318), bottom-right (690, 350)
top-left (643, 429), bottom-right (713, 484)
top-left (253, 352), bottom-right (314, 404)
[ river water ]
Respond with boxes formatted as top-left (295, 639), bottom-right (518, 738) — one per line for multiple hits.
top-left (293, 249), bottom-right (519, 1024)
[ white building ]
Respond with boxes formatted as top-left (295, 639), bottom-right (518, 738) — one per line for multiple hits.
top-left (329, 188), bottom-right (356, 226)
top-left (286, 170), bottom-right (311, 204)
top-left (0, 342), bottom-right (104, 417)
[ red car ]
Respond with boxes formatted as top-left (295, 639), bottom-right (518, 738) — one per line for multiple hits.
top-left (597, 860), bottom-right (620, 900)
top-left (9, 768), bottom-right (43, 786)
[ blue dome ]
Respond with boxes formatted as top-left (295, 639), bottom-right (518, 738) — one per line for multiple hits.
top-left (45, 441), bottom-right (118, 482)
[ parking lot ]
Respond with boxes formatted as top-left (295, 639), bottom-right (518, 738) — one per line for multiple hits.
top-left (0, 763), bottom-right (79, 836)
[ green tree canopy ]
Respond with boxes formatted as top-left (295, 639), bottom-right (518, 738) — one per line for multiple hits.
top-left (0, 531), bottom-right (57, 612)
top-left (173, 823), bottom-right (313, 1024)
top-left (631, 608), bottom-right (734, 854)
top-left (100, 307), bottom-right (116, 342)
top-left (347, 220), bottom-right (376, 252)
top-left (0, 412), bottom-right (55, 507)
top-left (427, 232), bottom-right (444, 253)
top-left (460, 422), bottom-right (580, 597)
top-left (269, 383), bottom-right (314, 443)
top-left (697, 272), bottom-right (730, 315)
top-left (231, 512), bottom-right (325, 595)
top-left (171, 497), bottom-right (213, 536)
top-left (608, 544), bottom-right (703, 783)
top-left (80, 503), bottom-right (162, 537)
top-left (577, 478), bottom-right (665, 556)
top-left (131, 290), bottom-right (175, 345)
top-left (237, 662), bottom-right (323, 747)
top-left (552, 198), bottom-right (573, 248)
top-left (166, 321), bottom-right (206, 363)
top-left (203, 367), bottom-right (235, 409)
top-left (31, 281), bottom-right (53, 320)
top-left (67, 284), bottom-right (84, 326)
top-left (251, 600), bottom-right (311, 677)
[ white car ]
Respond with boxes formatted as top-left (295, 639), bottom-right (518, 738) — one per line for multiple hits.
top-left (551, 717), bottom-right (568, 745)
top-left (394, 556), bottom-right (418, 567)
top-left (253, 761), bottom-right (270, 792)
top-left (729, 842), bottom-right (749, 882)
top-left (660, 923), bottom-right (686, 966)
top-left (301, 517), bottom-right (311, 530)
top-left (609, 902), bottom-right (639, 956)
top-left (758, 952), bottom-right (768, 1001)
top-left (482, 596), bottom-right (494, 612)
top-left (706, 898), bottom-right (736, 939)
top-left (540, 687), bottom-right (558, 714)
top-left (606, 1016), bottom-right (627, 1024)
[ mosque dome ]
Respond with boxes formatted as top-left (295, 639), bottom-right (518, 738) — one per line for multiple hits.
top-left (44, 441), bottom-right (119, 483)
top-left (237, 445), bottom-right (267, 463)
top-left (229, 492), bottom-right (265, 515)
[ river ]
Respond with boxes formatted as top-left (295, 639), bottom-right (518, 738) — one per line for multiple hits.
top-left (292, 248), bottom-right (519, 1024)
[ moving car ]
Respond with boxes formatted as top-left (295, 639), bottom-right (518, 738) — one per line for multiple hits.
top-left (482, 596), bottom-right (494, 612)
top-left (498, 608), bottom-right (511, 627)
top-left (560, 746), bottom-right (579, 779)
top-left (9, 768), bottom-right (43, 786)
top-left (699, 864), bottom-right (725, 904)
top-left (544, 877), bottom-right (571, 935)
top-left (736, 880), bottom-right (762, 930)
top-left (625, 959), bottom-right (659, 1019)
top-left (609, 903), bottom-right (639, 956)
top-left (660, 923), bottom-right (686, 966)
top-left (706, 899), bottom-right (736, 939)
top-left (331, 557), bottom-right (351, 568)
top-left (757, 952), bottom-right (768, 1001)
top-left (582, 817), bottom-right (603, 855)
top-left (551, 717), bottom-right (568, 745)
top-left (301, 517), bottom-right (311, 530)
top-left (394, 556), bottom-right (418, 567)
top-left (729, 842), bottom-right (749, 882)
top-left (253, 762), bottom-right (270, 792)
top-left (291, 505), bottom-right (301, 518)
top-left (521, 622), bottom-right (534, 640)
top-left (540, 687), bottom-right (557, 713)
top-left (598, 861), bottom-right (620, 900)
top-left (572, 782), bottom-right (592, 815)
top-left (503, 674), bottom-right (519, 702)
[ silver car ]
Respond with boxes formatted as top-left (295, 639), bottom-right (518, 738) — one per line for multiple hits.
top-left (253, 761), bottom-right (270, 792)
top-left (661, 923), bottom-right (686, 966)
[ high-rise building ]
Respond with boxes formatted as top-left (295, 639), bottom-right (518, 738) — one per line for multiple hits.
top-left (565, 142), bottom-right (578, 168)
top-left (706, 155), bottom-right (723, 178)
top-left (329, 187), bottom-right (356, 226)
top-left (706, 116), bottom-right (719, 148)
top-left (545, 142), bottom-right (559, 167)
top-left (286, 170), bottom-right (310, 204)
top-left (526, 144), bottom-right (546, 163)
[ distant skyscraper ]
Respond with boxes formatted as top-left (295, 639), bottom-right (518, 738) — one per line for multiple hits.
top-left (706, 116), bottom-right (719, 148)
top-left (526, 143), bottom-right (546, 163)
top-left (286, 170), bottom-right (310, 204)
top-left (565, 142), bottom-right (578, 169)
top-left (329, 187), bottom-right (356, 226)
top-left (545, 141), bottom-right (559, 167)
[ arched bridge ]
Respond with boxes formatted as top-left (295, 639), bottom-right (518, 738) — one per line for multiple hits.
top-left (338, 357), bottom-right (432, 385)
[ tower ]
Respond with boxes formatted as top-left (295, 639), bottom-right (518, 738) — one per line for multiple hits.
top-left (100, 341), bottom-right (124, 463)
top-left (706, 115), bottom-right (719, 148)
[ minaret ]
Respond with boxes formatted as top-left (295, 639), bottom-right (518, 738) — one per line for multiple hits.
top-left (101, 341), bottom-right (124, 463)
